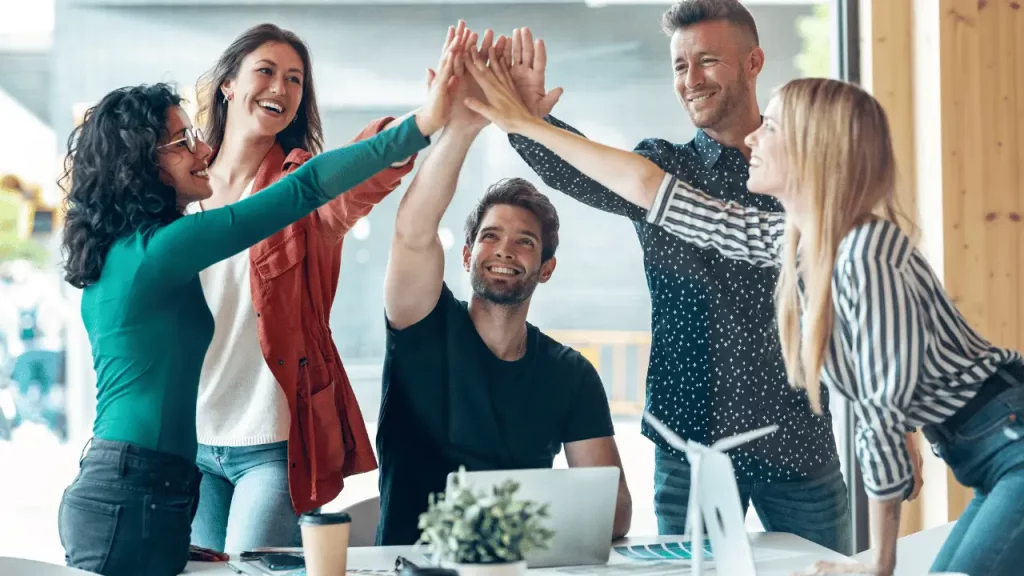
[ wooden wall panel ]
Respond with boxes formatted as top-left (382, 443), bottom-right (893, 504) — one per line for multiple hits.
top-left (936, 0), bottom-right (1023, 519)
top-left (861, 0), bottom-right (1024, 534)
top-left (860, 0), bottom-right (917, 224)
top-left (1015, 2), bottom-right (1024, 352)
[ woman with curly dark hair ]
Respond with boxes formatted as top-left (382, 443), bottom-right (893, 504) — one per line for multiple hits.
top-left (55, 37), bottom-right (458, 573)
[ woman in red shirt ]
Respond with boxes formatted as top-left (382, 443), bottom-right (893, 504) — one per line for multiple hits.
top-left (187, 23), bottom-right (416, 552)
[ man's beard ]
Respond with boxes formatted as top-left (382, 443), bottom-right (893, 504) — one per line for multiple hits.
top-left (687, 83), bottom-right (746, 131)
top-left (470, 264), bottom-right (541, 306)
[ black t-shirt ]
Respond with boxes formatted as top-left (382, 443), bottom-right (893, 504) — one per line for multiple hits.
top-left (376, 283), bottom-right (615, 545)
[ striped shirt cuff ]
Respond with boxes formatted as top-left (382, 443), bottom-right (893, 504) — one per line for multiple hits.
top-left (864, 477), bottom-right (913, 502)
top-left (645, 173), bottom-right (677, 227)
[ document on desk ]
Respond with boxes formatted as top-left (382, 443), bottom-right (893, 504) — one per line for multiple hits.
top-left (612, 541), bottom-right (713, 562)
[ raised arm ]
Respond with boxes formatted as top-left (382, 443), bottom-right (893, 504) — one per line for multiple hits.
top-left (314, 115), bottom-right (419, 240)
top-left (495, 28), bottom-right (658, 219)
top-left (512, 120), bottom-right (659, 221)
top-left (385, 24), bottom-right (489, 330)
top-left (464, 50), bottom-right (785, 268)
top-left (147, 114), bottom-right (431, 285)
top-left (645, 175), bottom-right (783, 268)
top-left (384, 126), bottom-right (479, 330)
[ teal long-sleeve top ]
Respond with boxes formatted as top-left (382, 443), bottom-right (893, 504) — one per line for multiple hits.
top-left (81, 114), bottom-right (428, 461)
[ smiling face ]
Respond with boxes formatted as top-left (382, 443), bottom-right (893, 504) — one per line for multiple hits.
top-left (221, 41), bottom-right (305, 139)
top-left (670, 19), bottom-right (761, 133)
top-left (158, 106), bottom-right (213, 208)
top-left (744, 96), bottom-right (791, 206)
top-left (462, 204), bottom-right (556, 306)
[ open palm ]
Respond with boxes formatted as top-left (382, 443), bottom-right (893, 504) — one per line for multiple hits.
top-left (505, 27), bottom-right (563, 118)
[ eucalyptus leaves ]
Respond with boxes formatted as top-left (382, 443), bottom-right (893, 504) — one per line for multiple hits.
top-left (417, 467), bottom-right (555, 565)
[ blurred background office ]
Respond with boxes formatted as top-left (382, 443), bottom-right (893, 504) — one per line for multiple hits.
top-left (0, 0), bottom-right (842, 563)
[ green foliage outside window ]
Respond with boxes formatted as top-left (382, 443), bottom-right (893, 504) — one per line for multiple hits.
top-left (796, 3), bottom-right (833, 78)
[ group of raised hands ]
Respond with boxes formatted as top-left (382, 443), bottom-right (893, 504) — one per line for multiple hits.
top-left (417, 20), bottom-right (566, 137)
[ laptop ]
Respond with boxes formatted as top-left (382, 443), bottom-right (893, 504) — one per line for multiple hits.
top-left (451, 467), bottom-right (620, 568)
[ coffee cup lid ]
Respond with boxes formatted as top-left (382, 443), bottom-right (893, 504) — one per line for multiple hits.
top-left (298, 511), bottom-right (352, 526)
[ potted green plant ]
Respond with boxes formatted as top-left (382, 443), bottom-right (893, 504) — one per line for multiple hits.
top-left (417, 467), bottom-right (555, 576)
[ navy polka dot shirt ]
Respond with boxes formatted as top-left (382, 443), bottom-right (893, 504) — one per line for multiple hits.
top-left (509, 116), bottom-right (839, 482)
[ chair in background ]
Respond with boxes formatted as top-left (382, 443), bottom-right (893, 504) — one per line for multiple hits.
top-left (341, 495), bottom-right (380, 547)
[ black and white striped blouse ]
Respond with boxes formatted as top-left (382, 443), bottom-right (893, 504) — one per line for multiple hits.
top-left (647, 174), bottom-right (1024, 500)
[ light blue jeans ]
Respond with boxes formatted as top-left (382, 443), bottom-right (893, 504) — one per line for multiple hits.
top-left (926, 368), bottom-right (1024, 576)
top-left (190, 441), bottom-right (305, 553)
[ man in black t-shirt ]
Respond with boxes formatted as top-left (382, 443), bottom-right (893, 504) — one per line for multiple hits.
top-left (377, 25), bottom-right (632, 547)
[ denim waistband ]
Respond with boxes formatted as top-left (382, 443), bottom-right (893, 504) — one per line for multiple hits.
top-left (79, 437), bottom-right (200, 494)
top-left (924, 362), bottom-right (1024, 444)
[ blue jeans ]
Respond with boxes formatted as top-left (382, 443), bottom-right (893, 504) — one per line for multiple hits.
top-left (58, 438), bottom-right (201, 576)
top-left (926, 366), bottom-right (1024, 576)
top-left (191, 441), bottom-right (305, 553)
top-left (654, 449), bottom-right (852, 555)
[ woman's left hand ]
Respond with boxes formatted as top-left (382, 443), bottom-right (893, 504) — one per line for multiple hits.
top-left (189, 544), bottom-right (230, 562)
top-left (792, 560), bottom-right (889, 576)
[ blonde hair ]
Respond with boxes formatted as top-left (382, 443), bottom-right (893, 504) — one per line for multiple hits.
top-left (773, 78), bottom-right (899, 414)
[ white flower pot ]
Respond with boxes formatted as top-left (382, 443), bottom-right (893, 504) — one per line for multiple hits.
top-left (448, 561), bottom-right (527, 576)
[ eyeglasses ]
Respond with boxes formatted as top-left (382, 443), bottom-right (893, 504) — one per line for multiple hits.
top-left (158, 126), bottom-right (205, 154)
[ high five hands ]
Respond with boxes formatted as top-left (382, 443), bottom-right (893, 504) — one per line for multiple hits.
top-left (462, 35), bottom-right (541, 134)
top-left (428, 22), bottom-right (497, 133)
top-left (425, 21), bottom-right (564, 135)
top-left (414, 23), bottom-right (467, 136)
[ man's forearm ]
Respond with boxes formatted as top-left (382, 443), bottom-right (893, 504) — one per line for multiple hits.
top-left (515, 117), bottom-right (665, 210)
top-left (612, 480), bottom-right (632, 540)
top-left (868, 497), bottom-right (901, 575)
top-left (394, 125), bottom-right (479, 246)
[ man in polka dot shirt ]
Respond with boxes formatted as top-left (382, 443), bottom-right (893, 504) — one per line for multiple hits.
top-left (505, 0), bottom-right (849, 553)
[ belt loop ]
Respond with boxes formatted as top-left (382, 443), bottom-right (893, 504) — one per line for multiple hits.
top-left (79, 437), bottom-right (93, 466)
top-left (118, 444), bottom-right (128, 477)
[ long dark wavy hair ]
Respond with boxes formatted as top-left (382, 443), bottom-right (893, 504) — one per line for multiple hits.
top-left (196, 23), bottom-right (324, 156)
top-left (59, 83), bottom-right (183, 289)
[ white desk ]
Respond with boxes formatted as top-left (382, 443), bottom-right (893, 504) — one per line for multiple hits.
top-left (182, 533), bottom-right (854, 576)
top-left (851, 522), bottom-right (955, 576)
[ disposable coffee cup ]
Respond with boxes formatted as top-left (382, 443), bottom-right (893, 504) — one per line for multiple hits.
top-left (299, 511), bottom-right (352, 576)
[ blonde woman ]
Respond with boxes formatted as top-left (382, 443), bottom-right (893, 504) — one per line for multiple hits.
top-left (462, 43), bottom-right (1024, 576)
